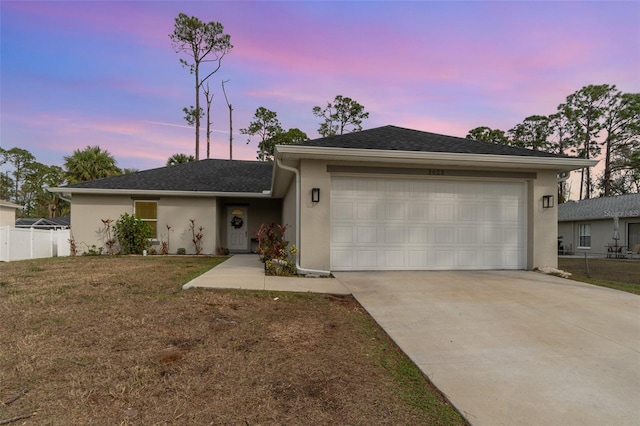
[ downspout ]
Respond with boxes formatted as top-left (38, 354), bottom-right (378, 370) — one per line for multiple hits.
top-left (57, 193), bottom-right (71, 203)
top-left (276, 159), bottom-right (331, 276)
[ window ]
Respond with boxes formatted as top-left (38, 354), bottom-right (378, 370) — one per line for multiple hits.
top-left (134, 201), bottom-right (157, 239)
top-left (578, 224), bottom-right (591, 248)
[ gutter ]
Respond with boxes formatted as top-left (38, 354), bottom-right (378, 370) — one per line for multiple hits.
top-left (276, 145), bottom-right (599, 171)
top-left (48, 187), bottom-right (272, 198)
top-left (276, 159), bottom-right (331, 276)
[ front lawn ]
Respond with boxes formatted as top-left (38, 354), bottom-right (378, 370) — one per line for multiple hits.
top-left (0, 256), bottom-right (465, 425)
top-left (558, 257), bottom-right (640, 294)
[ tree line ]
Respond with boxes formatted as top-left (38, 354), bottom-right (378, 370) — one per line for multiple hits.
top-left (170, 13), bottom-right (370, 163)
top-left (0, 146), bottom-right (125, 218)
top-left (467, 84), bottom-right (640, 200)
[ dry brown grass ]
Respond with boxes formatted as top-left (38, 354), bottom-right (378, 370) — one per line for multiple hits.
top-left (558, 257), bottom-right (640, 294)
top-left (0, 256), bottom-right (465, 425)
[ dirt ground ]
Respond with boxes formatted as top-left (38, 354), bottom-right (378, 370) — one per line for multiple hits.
top-left (0, 256), bottom-right (465, 425)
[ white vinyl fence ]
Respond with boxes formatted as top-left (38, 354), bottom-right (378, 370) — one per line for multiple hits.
top-left (0, 226), bottom-right (71, 262)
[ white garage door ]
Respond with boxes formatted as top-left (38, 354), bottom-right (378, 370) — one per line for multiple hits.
top-left (330, 176), bottom-right (526, 271)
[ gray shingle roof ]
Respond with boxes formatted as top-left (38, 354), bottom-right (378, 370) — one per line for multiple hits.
top-left (294, 125), bottom-right (570, 158)
top-left (558, 193), bottom-right (640, 221)
top-left (63, 159), bottom-right (272, 193)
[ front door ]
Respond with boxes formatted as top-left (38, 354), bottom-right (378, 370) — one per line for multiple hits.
top-left (227, 207), bottom-right (248, 252)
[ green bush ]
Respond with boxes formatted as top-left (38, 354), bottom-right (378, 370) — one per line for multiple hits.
top-left (177, 248), bottom-right (186, 255)
top-left (113, 213), bottom-right (153, 255)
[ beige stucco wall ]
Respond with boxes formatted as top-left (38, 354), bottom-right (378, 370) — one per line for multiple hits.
top-left (299, 160), bottom-right (332, 270)
top-left (0, 206), bottom-right (17, 227)
top-left (292, 159), bottom-right (564, 271)
top-left (281, 180), bottom-right (297, 249)
top-left (70, 194), bottom-right (217, 254)
top-left (527, 171), bottom-right (559, 269)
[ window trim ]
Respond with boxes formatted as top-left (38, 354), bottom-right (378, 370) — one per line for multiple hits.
top-left (578, 223), bottom-right (591, 249)
top-left (133, 200), bottom-right (158, 239)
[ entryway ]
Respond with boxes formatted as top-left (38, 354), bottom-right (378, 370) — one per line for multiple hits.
top-left (227, 206), bottom-right (248, 252)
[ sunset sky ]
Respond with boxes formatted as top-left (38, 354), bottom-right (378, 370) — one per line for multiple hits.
top-left (1, 1), bottom-right (639, 181)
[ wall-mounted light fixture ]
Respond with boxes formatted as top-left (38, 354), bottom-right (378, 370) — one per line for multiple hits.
top-left (542, 195), bottom-right (554, 209)
top-left (311, 188), bottom-right (320, 203)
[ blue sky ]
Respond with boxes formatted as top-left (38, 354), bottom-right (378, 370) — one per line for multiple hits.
top-left (1, 1), bottom-right (638, 177)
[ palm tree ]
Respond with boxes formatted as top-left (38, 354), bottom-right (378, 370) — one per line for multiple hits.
top-left (166, 153), bottom-right (195, 166)
top-left (64, 146), bottom-right (121, 184)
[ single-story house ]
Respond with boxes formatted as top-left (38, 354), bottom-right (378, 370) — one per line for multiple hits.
top-left (558, 193), bottom-right (640, 256)
top-left (0, 200), bottom-right (22, 227)
top-left (15, 216), bottom-right (71, 230)
top-left (51, 125), bottom-right (595, 272)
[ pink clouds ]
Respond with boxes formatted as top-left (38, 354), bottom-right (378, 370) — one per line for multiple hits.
top-left (1, 0), bottom-right (638, 175)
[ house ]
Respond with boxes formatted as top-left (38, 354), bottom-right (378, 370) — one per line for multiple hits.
top-left (50, 125), bottom-right (595, 272)
top-left (0, 200), bottom-right (22, 227)
top-left (15, 216), bottom-right (71, 230)
top-left (558, 193), bottom-right (640, 257)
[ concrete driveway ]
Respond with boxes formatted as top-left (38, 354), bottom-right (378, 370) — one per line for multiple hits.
top-left (334, 270), bottom-right (640, 426)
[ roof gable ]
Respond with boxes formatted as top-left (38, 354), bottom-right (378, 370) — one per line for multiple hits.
top-left (558, 194), bottom-right (640, 221)
top-left (294, 125), bottom-right (569, 158)
top-left (62, 159), bottom-right (272, 193)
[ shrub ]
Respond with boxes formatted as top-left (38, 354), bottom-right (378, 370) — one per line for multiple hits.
top-left (82, 245), bottom-right (103, 256)
top-left (188, 219), bottom-right (204, 255)
top-left (254, 222), bottom-right (297, 276)
top-left (177, 248), bottom-right (186, 255)
top-left (113, 213), bottom-right (153, 255)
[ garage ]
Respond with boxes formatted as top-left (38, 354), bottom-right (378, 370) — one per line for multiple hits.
top-left (330, 176), bottom-right (526, 270)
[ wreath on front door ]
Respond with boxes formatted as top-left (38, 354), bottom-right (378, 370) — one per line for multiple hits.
top-left (230, 216), bottom-right (244, 229)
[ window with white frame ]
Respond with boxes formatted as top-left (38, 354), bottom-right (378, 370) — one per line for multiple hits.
top-left (578, 223), bottom-right (591, 248)
top-left (134, 200), bottom-right (157, 239)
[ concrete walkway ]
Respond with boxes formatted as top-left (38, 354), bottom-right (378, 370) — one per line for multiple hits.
top-left (182, 254), bottom-right (350, 294)
top-left (335, 270), bottom-right (640, 426)
top-left (184, 256), bottom-right (640, 425)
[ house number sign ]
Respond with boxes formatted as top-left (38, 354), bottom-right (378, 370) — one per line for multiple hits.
top-left (426, 168), bottom-right (445, 176)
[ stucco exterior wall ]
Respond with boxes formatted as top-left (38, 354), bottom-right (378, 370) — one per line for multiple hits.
top-left (527, 171), bottom-right (559, 269)
top-left (294, 159), bottom-right (563, 271)
top-left (0, 206), bottom-right (17, 227)
top-left (281, 180), bottom-right (297, 249)
top-left (299, 159), bottom-right (332, 270)
top-left (70, 194), bottom-right (217, 254)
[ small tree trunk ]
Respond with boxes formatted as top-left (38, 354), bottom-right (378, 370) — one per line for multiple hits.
top-left (194, 67), bottom-right (200, 161)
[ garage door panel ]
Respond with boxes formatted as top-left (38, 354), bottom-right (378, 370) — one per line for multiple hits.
top-left (385, 203), bottom-right (405, 220)
top-left (331, 176), bottom-right (525, 271)
top-left (356, 226), bottom-right (377, 244)
top-left (332, 201), bottom-right (354, 219)
top-left (332, 226), bottom-right (353, 243)
top-left (356, 251), bottom-right (377, 268)
top-left (435, 227), bottom-right (456, 244)
top-left (384, 227), bottom-right (406, 243)
top-left (356, 202), bottom-right (377, 220)
top-left (435, 204), bottom-right (456, 221)
top-left (408, 203), bottom-right (429, 221)
top-left (435, 250), bottom-right (455, 267)
top-left (457, 227), bottom-right (478, 244)
top-left (384, 251), bottom-right (405, 268)
top-left (408, 227), bottom-right (430, 244)
top-left (331, 250), bottom-right (353, 269)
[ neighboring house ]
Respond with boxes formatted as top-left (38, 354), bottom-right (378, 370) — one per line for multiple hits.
top-left (0, 200), bottom-right (22, 227)
top-left (15, 216), bottom-right (70, 230)
top-left (558, 193), bottom-right (640, 256)
top-left (50, 125), bottom-right (594, 272)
